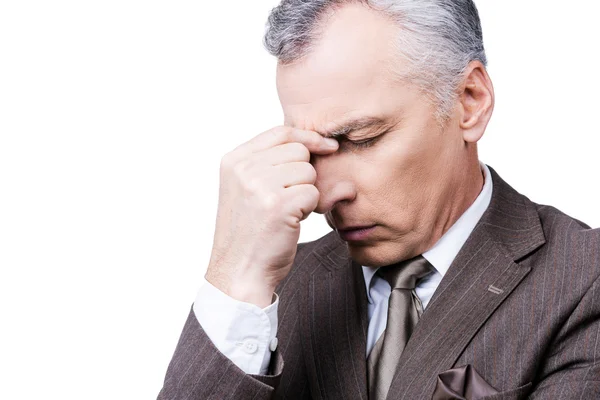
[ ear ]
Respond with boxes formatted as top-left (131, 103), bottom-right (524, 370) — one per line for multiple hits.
top-left (458, 61), bottom-right (494, 143)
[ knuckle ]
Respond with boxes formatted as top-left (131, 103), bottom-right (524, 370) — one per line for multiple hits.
top-left (261, 192), bottom-right (281, 212)
top-left (298, 143), bottom-right (311, 161)
top-left (273, 126), bottom-right (292, 142)
top-left (220, 152), bottom-right (234, 171)
top-left (301, 163), bottom-right (317, 183)
top-left (241, 175), bottom-right (260, 194)
top-left (301, 184), bottom-right (320, 203)
top-left (310, 133), bottom-right (323, 147)
top-left (232, 161), bottom-right (248, 178)
top-left (304, 131), bottom-right (322, 147)
top-left (287, 142), bottom-right (310, 160)
top-left (308, 184), bottom-right (320, 201)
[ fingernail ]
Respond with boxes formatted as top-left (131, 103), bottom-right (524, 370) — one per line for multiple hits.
top-left (324, 138), bottom-right (338, 148)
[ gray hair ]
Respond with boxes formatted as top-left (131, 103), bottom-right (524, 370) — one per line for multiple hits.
top-left (263, 0), bottom-right (487, 122)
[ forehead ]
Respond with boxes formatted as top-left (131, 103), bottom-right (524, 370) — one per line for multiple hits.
top-left (276, 4), bottom-right (408, 130)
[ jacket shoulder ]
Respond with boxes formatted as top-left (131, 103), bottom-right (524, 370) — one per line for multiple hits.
top-left (532, 203), bottom-right (600, 282)
top-left (535, 202), bottom-right (599, 244)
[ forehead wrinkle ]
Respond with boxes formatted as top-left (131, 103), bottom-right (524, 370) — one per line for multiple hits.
top-left (317, 116), bottom-right (387, 139)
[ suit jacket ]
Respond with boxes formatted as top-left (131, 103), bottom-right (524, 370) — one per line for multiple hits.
top-left (157, 166), bottom-right (600, 399)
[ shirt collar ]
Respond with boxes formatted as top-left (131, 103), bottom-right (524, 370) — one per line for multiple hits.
top-left (362, 162), bottom-right (493, 303)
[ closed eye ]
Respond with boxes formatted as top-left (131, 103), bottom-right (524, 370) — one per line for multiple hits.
top-left (345, 136), bottom-right (379, 149)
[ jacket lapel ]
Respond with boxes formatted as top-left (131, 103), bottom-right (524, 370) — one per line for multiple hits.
top-left (298, 233), bottom-right (369, 400)
top-left (385, 166), bottom-right (546, 399)
top-left (299, 166), bottom-right (546, 400)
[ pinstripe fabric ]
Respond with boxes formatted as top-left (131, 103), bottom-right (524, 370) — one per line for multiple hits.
top-left (157, 241), bottom-right (314, 400)
top-left (158, 166), bottom-right (600, 399)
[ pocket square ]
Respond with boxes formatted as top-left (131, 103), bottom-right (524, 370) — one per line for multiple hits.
top-left (431, 364), bottom-right (499, 400)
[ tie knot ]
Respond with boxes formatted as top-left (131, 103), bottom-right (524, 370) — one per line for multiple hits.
top-left (377, 255), bottom-right (434, 290)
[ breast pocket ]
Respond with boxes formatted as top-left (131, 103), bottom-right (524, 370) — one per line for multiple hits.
top-left (479, 382), bottom-right (532, 400)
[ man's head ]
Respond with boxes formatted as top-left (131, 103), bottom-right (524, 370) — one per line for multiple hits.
top-left (264, 0), bottom-right (495, 267)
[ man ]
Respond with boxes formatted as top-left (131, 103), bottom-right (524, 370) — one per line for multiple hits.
top-left (158, 1), bottom-right (600, 399)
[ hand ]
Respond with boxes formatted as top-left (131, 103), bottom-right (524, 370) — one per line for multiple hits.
top-left (205, 126), bottom-right (339, 307)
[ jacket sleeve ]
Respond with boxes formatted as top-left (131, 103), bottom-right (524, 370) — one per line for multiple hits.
top-left (528, 272), bottom-right (600, 399)
top-left (193, 278), bottom-right (279, 375)
top-left (157, 306), bottom-right (284, 400)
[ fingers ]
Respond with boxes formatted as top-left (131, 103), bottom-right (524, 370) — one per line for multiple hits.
top-left (252, 142), bottom-right (311, 166)
top-left (240, 126), bottom-right (339, 156)
top-left (218, 125), bottom-right (331, 228)
top-left (281, 184), bottom-right (320, 224)
top-left (267, 162), bottom-right (317, 188)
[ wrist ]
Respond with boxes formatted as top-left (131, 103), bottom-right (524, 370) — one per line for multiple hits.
top-left (205, 269), bottom-right (276, 309)
top-left (228, 281), bottom-right (276, 309)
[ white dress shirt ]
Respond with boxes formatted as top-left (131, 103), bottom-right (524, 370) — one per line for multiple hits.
top-left (194, 162), bottom-right (493, 375)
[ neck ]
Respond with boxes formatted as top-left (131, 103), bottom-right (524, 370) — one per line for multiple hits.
top-left (422, 158), bottom-right (485, 255)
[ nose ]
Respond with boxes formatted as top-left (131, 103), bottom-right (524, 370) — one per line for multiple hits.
top-left (311, 153), bottom-right (357, 214)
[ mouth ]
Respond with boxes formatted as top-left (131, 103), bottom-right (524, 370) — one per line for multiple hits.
top-left (337, 225), bottom-right (376, 242)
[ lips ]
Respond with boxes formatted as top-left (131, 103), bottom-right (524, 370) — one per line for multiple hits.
top-left (336, 225), bottom-right (377, 242)
top-left (337, 225), bottom-right (375, 232)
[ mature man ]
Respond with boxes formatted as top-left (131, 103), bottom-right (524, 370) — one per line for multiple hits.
top-left (158, 1), bottom-right (600, 399)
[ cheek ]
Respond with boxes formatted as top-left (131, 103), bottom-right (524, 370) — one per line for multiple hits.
top-left (354, 134), bottom-right (440, 227)
top-left (350, 148), bottom-right (418, 221)
top-left (377, 133), bottom-right (433, 188)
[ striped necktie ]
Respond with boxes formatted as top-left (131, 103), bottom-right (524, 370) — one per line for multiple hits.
top-left (367, 255), bottom-right (435, 400)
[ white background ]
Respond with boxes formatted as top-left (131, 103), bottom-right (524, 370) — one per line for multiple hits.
top-left (1, 1), bottom-right (599, 399)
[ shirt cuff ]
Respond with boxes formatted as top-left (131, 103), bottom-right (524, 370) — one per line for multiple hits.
top-left (193, 277), bottom-right (279, 375)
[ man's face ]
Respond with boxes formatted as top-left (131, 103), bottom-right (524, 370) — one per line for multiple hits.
top-left (276, 4), bottom-right (472, 267)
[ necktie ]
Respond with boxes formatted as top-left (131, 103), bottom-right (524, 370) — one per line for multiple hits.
top-left (367, 255), bottom-right (435, 400)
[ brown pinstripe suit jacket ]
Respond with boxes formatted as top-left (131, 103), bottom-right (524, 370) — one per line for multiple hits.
top-left (158, 166), bottom-right (600, 399)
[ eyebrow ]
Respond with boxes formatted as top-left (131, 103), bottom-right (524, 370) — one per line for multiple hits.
top-left (316, 116), bottom-right (388, 139)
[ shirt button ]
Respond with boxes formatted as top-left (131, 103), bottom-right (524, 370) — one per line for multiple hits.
top-left (242, 339), bottom-right (259, 354)
top-left (269, 337), bottom-right (278, 352)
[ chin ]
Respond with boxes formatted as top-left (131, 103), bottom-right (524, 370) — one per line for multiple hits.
top-left (347, 241), bottom-right (413, 268)
top-left (347, 244), bottom-right (389, 268)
